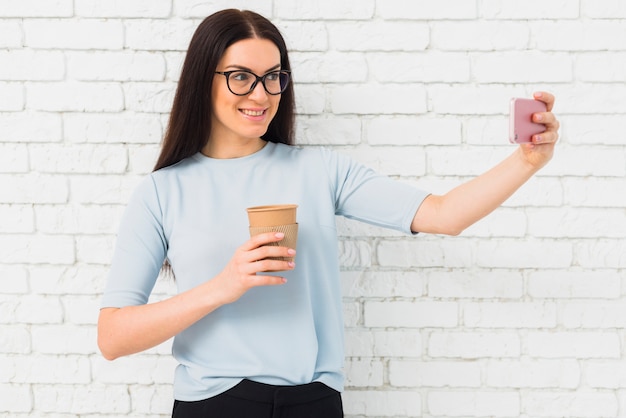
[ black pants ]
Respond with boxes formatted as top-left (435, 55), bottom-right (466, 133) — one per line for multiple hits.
top-left (172, 379), bottom-right (343, 418)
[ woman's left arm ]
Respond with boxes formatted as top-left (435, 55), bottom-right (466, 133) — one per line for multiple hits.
top-left (411, 91), bottom-right (560, 235)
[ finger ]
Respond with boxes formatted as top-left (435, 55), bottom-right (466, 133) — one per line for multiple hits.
top-left (252, 245), bottom-right (296, 261)
top-left (533, 91), bottom-right (555, 111)
top-left (241, 232), bottom-right (285, 251)
top-left (533, 130), bottom-right (559, 144)
top-left (533, 111), bottom-right (559, 129)
top-left (249, 274), bottom-right (288, 286)
top-left (253, 258), bottom-right (296, 273)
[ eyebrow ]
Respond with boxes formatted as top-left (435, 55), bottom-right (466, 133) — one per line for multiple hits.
top-left (224, 64), bottom-right (282, 73)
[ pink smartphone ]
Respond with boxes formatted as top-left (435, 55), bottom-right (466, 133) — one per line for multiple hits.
top-left (509, 98), bottom-right (547, 144)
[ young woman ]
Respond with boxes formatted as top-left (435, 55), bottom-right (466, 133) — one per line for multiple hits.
top-left (98, 9), bottom-right (559, 418)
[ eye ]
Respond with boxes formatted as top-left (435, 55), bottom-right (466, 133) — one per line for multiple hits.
top-left (231, 71), bottom-right (252, 82)
top-left (265, 72), bottom-right (280, 82)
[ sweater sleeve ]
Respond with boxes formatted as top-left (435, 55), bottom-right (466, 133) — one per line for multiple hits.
top-left (101, 175), bottom-right (168, 308)
top-left (320, 147), bottom-right (430, 235)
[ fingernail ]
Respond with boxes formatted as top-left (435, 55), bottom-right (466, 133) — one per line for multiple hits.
top-left (288, 262), bottom-right (295, 268)
top-left (275, 232), bottom-right (285, 239)
top-left (287, 249), bottom-right (296, 255)
top-left (535, 114), bottom-right (543, 122)
top-left (535, 135), bottom-right (542, 143)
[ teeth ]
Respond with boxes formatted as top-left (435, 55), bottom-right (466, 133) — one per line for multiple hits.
top-left (242, 109), bottom-right (264, 116)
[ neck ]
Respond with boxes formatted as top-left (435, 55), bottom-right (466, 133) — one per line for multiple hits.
top-left (202, 137), bottom-right (266, 159)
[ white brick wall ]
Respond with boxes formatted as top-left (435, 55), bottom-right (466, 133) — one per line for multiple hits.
top-left (1, 1), bottom-right (625, 417)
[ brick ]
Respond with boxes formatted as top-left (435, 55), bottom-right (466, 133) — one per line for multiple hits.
top-left (33, 384), bottom-right (131, 414)
top-left (14, 295), bottom-right (64, 324)
top-left (0, 82), bottom-right (24, 111)
top-left (586, 361), bottom-right (626, 388)
top-left (563, 177), bottom-right (626, 206)
top-left (464, 302), bottom-right (557, 328)
top-left (290, 51), bottom-right (368, 83)
top-left (378, 0), bottom-right (477, 19)
top-left (431, 21), bottom-right (529, 51)
top-left (528, 270), bottom-right (621, 299)
top-left (428, 391), bottom-right (520, 417)
top-left (486, 359), bottom-right (580, 388)
top-left (0, 266), bottom-right (28, 293)
top-left (295, 115), bottom-right (361, 146)
top-left (0, 143), bottom-right (28, 173)
top-left (24, 19), bottom-right (124, 49)
top-left (343, 145), bottom-right (426, 176)
top-left (562, 115), bottom-right (626, 145)
top-left (527, 208), bottom-right (626, 238)
top-left (164, 51), bottom-right (185, 81)
top-left (576, 52), bottom-right (626, 82)
top-left (123, 82), bottom-right (176, 113)
top-left (343, 390), bottom-right (421, 417)
top-left (473, 52), bottom-right (573, 83)
top-left (92, 355), bottom-right (177, 384)
top-left (562, 301), bottom-right (626, 329)
top-left (533, 20), bottom-right (626, 51)
top-left (369, 52), bottom-right (470, 83)
top-left (328, 22), bottom-right (429, 52)
top-left (0, 111), bottom-right (62, 142)
top-left (428, 269), bottom-right (523, 299)
top-left (366, 115), bottom-right (462, 146)
top-left (344, 358), bottom-right (384, 386)
top-left (129, 384), bottom-right (173, 415)
top-left (329, 84), bottom-right (427, 115)
top-left (0, 20), bottom-right (23, 47)
top-left (75, 0), bottom-right (171, 17)
top-left (461, 208), bottom-right (527, 237)
top-left (476, 239), bottom-right (573, 269)
top-left (13, 354), bottom-right (91, 384)
top-left (341, 270), bottom-right (425, 298)
top-left (526, 331), bottom-right (620, 358)
top-left (27, 82), bottom-right (124, 112)
top-left (69, 175), bottom-right (140, 204)
top-left (64, 112), bottom-right (163, 144)
top-left (67, 51), bottom-right (166, 81)
top-left (128, 144), bottom-right (160, 174)
top-left (0, 234), bottom-right (75, 264)
top-left (0, 174), bottom-right (68, 204)
top-left (29, 144), bottom-right (127, 174)
top-left (428, 147), bottom-right (510, 176)
top-left (0, 384), bottom-right (32, 413)
top-left (502, 177), bottom-right (564, 207)
top-left (63, 295), bottom-right (100, 325)
top-left (429, 84), bottom-right (519, 115)
top-left (0, 204), bottom-right (34, 233)
top-left (174, 0), bottom-right (273, 18)
top-left (125, 19), bottom-right (198, 51)
top-left (29, 265), bottom-right (108, 295)
top-left (523, 391), bottom-right (618, 417)
top-left (364, 301), bottom-right (458, 328)
top-left (343, 301), bottom-right (360, 327)
top-left (482, 0), bottom-right (579, 19)
top-left (575, 239), bottom-right (626, 269)
top-left (582, 0), bottom-right (626, 18)
top-left (35, 204), bottom-right (124, 234)
top-left (555, 84), bottom-right (626, 113)
top-left (338, 239), bottom-right (372, 268)
top-left (293, 85), bottom-right (326, 116)
top-left (31, 325), bottom-right (96, 354)
top-left (429, 332), bottom-right (521, 358)
top-left (276, 21), bottom-right (328, 52)
top-left (378, 238), bottom-right (474, 268)
top-left (75, 235), bottom-right (115, 264)
top-left (0, 0), bottom-right (72, 17)
top-left (275, 0), bottom-right (374, 19)
top-left (389, 360), bottom-right (481, 387)
top-left (0, 50), bottom-right (64, 81)
top-left (0, 324), bottom-right (31, 353)
top-left (345, 329), bottom-right (422, 357)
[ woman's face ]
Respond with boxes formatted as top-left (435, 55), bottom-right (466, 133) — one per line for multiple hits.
top-left (210, 38), bottom-right (282, 147)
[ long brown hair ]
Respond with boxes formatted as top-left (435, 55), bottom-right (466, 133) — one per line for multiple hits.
top-left (154, 9), bottom-right (295, 171)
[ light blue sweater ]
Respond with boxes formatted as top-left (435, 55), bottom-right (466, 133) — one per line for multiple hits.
top-left (102, 142), bottom-right (429, 401)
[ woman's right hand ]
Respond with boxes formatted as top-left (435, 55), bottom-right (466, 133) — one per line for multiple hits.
top-left (214, 231), bottom-right (295, 305)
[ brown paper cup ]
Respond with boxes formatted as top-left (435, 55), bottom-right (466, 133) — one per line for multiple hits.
top-left (247, 204), bottom-right (298, 227)
top-left (249, 223), bottom-right (298, 262)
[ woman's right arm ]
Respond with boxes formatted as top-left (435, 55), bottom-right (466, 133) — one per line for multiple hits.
top-left (97, 231), bottom-right (295, 360)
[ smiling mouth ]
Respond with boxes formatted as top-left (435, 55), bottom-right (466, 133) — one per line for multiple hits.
top-left (241, 109), bottom-right (265, 116)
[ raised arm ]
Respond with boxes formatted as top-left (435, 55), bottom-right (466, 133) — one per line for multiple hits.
top-left (411, 92), bottom-right (560, 235)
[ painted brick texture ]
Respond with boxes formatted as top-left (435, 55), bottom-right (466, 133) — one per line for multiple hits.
top-left (1, 1), bottom-right (625, 417)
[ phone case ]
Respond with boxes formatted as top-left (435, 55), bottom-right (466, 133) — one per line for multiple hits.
top-left (509, 98), bottom-right (547, 144)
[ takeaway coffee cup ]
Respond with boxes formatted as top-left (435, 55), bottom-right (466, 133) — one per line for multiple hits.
top-left (247, 204), bottom-right (298, 262)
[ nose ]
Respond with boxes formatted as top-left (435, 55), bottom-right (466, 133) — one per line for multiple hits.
top-left (248, 79), bottom-right (269, 101)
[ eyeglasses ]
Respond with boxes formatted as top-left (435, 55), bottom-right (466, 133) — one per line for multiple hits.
top-left (214, 70), bottom-right (291, 96)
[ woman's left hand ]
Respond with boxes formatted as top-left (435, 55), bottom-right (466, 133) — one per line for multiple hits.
top-left (519, 91), bottom-right (560, 170)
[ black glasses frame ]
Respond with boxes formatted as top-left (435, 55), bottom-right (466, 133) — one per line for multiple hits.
top-left (214, 70), bottom-right (291, 96)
